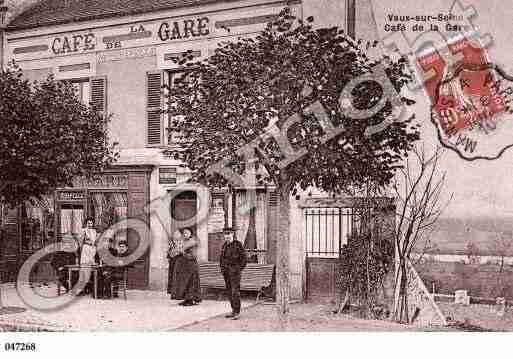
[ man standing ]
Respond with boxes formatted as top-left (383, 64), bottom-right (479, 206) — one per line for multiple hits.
top-left (220, 227), bottom-right (247, 320)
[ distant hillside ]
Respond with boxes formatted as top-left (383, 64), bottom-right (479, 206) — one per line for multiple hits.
top-left (413, 216), bottom-right (513, 257)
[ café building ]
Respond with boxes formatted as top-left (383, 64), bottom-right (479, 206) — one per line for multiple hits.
top-left (1, 0), bottom-right (302, 295)
top-left (2, 0), bottom-right (375, 301)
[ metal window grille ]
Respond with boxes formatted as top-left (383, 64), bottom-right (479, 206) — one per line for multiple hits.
top-left (304, 207), bottom-right (357, 258)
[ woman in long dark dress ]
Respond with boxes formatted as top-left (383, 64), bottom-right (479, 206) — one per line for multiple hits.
top-left (167, 230), bottom-right (183, 297)
top-left (170, 228), bottom-right (201, 306)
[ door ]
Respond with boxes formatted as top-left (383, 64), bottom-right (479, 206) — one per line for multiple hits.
top-left (171, 191), bottom-right (197, 235)
top-left (304, 207), bottom-right (355, 301)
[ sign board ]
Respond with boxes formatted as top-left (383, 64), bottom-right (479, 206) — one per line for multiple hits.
top-left (7, 3), bottom-right (301, 64)
top-left (72, 174), bottom-right (129, 188)
top-left (159, 167), bottom-right (177, 184)
top-left (59, 191), bottom-right (86, 201)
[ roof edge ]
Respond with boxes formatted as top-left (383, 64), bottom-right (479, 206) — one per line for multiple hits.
top-left (5, 0), bottom-right (236, 31)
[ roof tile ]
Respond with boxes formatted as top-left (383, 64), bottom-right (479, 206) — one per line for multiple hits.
top-left (7, 0), bottom-right (236, 30)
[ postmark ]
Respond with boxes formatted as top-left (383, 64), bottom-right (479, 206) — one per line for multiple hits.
top-left (417, 34), bottom-right (513, 160)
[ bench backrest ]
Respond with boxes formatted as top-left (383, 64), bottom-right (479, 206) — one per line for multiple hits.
top-left (199, 262), bottom-right (274, 291)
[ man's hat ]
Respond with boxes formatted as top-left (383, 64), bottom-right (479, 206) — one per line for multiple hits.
top-left (223, 227), bottom-right (235, 233)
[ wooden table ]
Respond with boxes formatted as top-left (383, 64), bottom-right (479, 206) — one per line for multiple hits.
top-left (63, 264), bottom-right (101, 299)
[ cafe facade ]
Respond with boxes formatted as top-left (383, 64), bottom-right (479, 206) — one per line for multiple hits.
top-left (1, 0), bottom-right (304, 297)
top-left (1, 0), bottom-right (376, 301)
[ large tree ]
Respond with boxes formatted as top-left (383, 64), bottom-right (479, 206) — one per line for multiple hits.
top-left (0, 67), bottom-right (117, 311)
top-left (0, 68), bottom-right (118, 206)
top-left (164, 8), bottom-right (419, 318)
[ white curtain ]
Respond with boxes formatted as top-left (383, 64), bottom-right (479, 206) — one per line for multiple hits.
top-left (255, 192), bottom-right (267, 252)
top-left (72, 209), bottom-right (84, 234)
top-left (111, 192), bottom-right (128, 235)
top-left (92, 193), bottom-right (108, 227)
top-left (60, 209), bottom-right (73, 234)
top-left (235, 191), bottom-right (250, 245)
top-left (60, 208), bottom-right (83, 235)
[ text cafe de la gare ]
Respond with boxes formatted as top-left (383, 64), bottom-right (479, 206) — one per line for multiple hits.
top-left (50, 17), bottom-right (211, 55)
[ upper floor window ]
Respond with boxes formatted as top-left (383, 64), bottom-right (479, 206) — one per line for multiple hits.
top-left (165, 71), bottom-right (186, 146)
top-left (68, 78), bottom-right (91, 105)
top-left (61, 77), bottom-right (106, 113)
top-left (146, 69), bottom-right (196, 147)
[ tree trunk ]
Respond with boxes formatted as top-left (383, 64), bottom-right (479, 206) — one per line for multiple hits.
top-left (394, 259), bottom-right (409, 324)
top-left (276, 185), bottom-right (291, 325)
top-left (393, 259), bottom-right (409, 323)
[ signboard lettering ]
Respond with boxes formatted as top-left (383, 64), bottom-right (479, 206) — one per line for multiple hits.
top-left (159, 167), bottom-right (177, 184)
top-left (158, 17), bottom-right (210, 41)
top-left (106, 41), bottom-right (122, 49)
top-left (97, 47), bottom-right (156, 63)
top-left (59, 191), bottom-right (85, 201)
top-left (52, 33), bottom-right (95, 54)
top-left (130, 25), bottom-right (147, 33)
top-left (72, 174), bottom-right (129, 188)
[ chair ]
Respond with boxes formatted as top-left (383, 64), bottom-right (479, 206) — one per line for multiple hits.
top-left (110, 268), bottom-right (128, 300)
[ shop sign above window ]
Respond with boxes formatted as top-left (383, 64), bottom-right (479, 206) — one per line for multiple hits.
top-left (159, 167), bottom-right (177, 184)
top-left (59, 191), bottom-right (86, 201)
top-left (72, 174), bottom-right (129, 188)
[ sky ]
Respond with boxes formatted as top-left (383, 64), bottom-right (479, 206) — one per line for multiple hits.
top-left (366, 0), bottom-right (513, 222)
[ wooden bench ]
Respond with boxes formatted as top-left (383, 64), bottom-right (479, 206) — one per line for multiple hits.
top-left (198, 261), bottom-right (275, 302)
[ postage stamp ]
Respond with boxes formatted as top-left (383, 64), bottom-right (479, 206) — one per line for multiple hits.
top-left (417, 34), bottom-right (513, 160)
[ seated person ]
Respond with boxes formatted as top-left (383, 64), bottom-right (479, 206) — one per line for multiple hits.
top-left (98, 240), bottom-right (130, 299)
top-left (50, 237), bottom-right (79, 292)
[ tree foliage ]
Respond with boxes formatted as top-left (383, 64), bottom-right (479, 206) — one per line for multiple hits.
top-left (338, 229), bottom-right (394, 318)
top-left (0, 67), bottom-right (118, 206)
top-left (163, 8), bottom-right (421, 317)
top-left (164, 8), bottom-right (420, 193)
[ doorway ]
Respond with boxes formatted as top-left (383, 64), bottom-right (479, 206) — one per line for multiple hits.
top-left (304, 207), bottom-right (355, 301)
top-left (170, 190), bottom-right (198, 235)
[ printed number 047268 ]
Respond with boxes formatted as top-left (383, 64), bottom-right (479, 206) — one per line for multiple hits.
top-left (4, 343), bottom-right (36, 351)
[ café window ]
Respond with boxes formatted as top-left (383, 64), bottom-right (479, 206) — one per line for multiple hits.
top-left (89, 192), bottom-right (128, 231)
top-left (20, 196), bottom-right (55, 251)
top-left (60, 204), bottom-right (85, 238)
top-left (68, 78), bottom-right (91, 105)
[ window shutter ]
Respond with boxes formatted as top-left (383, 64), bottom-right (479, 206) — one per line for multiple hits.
top-left (266, 191), bottom-right (278, 264)
top-left (90, 76), bottom-right (107, 113)
top-left (146, 71), bottom-right (163, 146)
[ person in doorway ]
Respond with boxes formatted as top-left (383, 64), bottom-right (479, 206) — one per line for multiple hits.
top-left (220, 227), bottom-right (247, 320)
top-left (79, 217), bottom-right (98, 295)
top-left (170, 227), bottom-right (201, 306)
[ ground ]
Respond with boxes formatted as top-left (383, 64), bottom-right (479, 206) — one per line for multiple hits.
top-left (0, 282), bottom-right (425, 332)
top-left (179, 302), bottom-right (415, 331)
top-left (0, 283), bottom-right (253, 331)
top-left (439, 302), bottom-right (513, 331)
top-left (1, 282), bottom-right (510, 332)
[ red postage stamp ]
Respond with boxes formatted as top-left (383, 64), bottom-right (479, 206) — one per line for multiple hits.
top-left (416, 34), bottom-right (513, 160)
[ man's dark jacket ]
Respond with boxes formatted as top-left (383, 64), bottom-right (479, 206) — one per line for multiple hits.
top-left (220, 240), bottom-right (247, 272)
